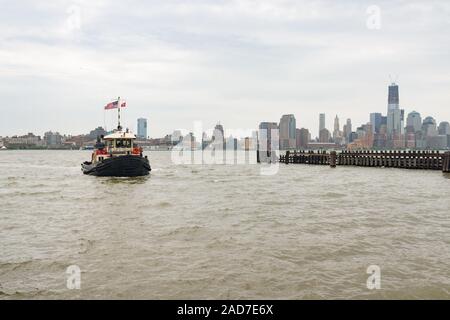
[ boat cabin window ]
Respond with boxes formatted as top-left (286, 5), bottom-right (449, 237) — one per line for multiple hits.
top-left (115, 139), bottom-right (132, 148)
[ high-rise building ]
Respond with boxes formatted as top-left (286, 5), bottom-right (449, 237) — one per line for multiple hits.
top-left (319, 113), bottom-right (326, 137)
top-left (333, 115), bottom-right (339, 133)
top-left (259, 122), bottom-right (278, 152)
top-left (88, 126), bottom-right (107, 140)
top-left (172, 130), bottom-right (183, 144)
top-left (319, 128), bottom-right (331, 143)
top-left (296, 128), bottom-right (310, 149)
top-left (422, 117), bottom-right (437, 138)
top-left (279, 114), bottom-right (296, 150)
top-left (212, 123), bottom-right (224, 141)
top-left (388, 83), bottom-right (399, 111)
top-left (137, 118), bottom-right (148, 139)
top-left (406, 111), bottom-right (422, 133)
top-left (44, 131), bottom-right (63, 146)
top-left (370, 113), bottom-right (382, 134)
top-left (438, 122), bottom-right (450, 135)
top-left (343, 118), bottom-right (352, 143)
top-left (212, 123), bottom-right (225, 150)
top-left (386, 83), bottom-right (404, 141)
top-left (333, 115), bottom-right (343, 144)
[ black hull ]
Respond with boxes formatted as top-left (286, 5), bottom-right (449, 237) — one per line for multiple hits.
top-left (82, 155), bottom-right (151, 177)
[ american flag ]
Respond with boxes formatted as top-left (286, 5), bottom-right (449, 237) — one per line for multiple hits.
top-left (104, 100), bottom-right (127, 110)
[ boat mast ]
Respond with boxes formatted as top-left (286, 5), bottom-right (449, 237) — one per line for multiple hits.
top-left (117, 96), bottom-right (122, 131)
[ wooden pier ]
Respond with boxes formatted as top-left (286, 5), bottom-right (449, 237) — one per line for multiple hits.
top-left (279, 150), bottom-right (450, 173)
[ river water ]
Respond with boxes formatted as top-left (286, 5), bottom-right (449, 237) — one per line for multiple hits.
top-left (1, 150), bottom-right (449, 299)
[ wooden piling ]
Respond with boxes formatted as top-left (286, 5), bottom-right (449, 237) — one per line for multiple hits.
top-left (443, 151), bottom-right (450, 173)
top-left (330, 151), bottom-right (337, 168)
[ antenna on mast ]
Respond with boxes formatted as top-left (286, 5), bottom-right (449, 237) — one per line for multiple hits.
top-left (389, 74), bottom-right (399, 85)
top-left (117, 96), bottom-right (122, 131)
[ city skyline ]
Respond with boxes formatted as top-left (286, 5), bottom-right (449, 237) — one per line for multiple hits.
top-left (1, 1), bottom-right (450, 138)
top-left (2, 91), bottom-right (450, 144)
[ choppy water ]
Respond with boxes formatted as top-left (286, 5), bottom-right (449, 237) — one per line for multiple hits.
top-left (0, 150), bottom-right (450, 299)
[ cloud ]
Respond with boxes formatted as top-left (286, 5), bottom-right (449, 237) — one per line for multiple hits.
top-left (0, 0), bottom-right (449, 137)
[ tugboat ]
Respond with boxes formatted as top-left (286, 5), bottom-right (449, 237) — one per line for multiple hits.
top-left (81, 98), bottom-right (151, 177)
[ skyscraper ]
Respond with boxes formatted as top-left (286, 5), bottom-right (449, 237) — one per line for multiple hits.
top-left (137, 118), bottom-right (147, 139)
top-left (259, 122), bottom-right (278, 152)
top-left (343, 118), bottom-right (352, 143)
top-left (212, 123), bottom-right (225, 150)
top-left (213, 123), bottom-right (224, 141)
top-left (319, 129), bottom-right (331, 143)
top-left (386, 82), bottom-right (402, 137)
top-left (388, 83), bottom-right (399, 111)
top-left (279, 114), bottom-right (296, 150)
top-left (370, 113), bottom-right (382, 134)
top-left (319, 113), bottom-right (326, 137)
top-left (422, 117), bottom-right (437, 137)
top-left (406, 111), bottom-right (422, 133)
top-left (333, 115), bottom-right (342, 144)
top-left (333, 115), bottom-right (339, 132)
top-left (438, 122), bottom-right (450, 135)
top-left (296, 128), bottom-right (310, 149)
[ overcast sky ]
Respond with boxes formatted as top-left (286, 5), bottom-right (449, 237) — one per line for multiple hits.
top-left (1, 0), bottom-right (450, 138)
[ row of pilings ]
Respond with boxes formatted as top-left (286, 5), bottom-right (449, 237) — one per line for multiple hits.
top-left (279, 150), bottom-right (450, 172)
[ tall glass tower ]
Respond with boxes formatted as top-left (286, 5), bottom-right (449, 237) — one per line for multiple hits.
top-left (279, 114), bottom-right (296, 150)
top-left (137, 118), bottom-right (148, 139)
top-left (387, 83), bottom-right (403, 137)
top-left (319, 113), bottom-right (326, 136)
top-left (388, 83), bottom-right (399, 111)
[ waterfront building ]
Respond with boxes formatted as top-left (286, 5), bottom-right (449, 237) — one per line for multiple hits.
top-left (405, 133), bottom-right (416, 148)
top-left (172, 130), bottom-right (183, 144)
top-left (343, 119), bottom-right (352, 144)
top-left (182, 132), bottom-right (196, 150)
top-left (349, 132), bottom-right (358, 144)
top-left (422, 117), bottom-right (438, 138)
top-left (296, 128), bottom-right (310, 149)
top-left (406, 111), bottom-right (422, 133)
top-left (44, 131), bottom-right (63, 147)
top-left (347, 124), bottom-right (374, 149)
top-left (3, 133), bottom-right (44, 148)
top-left (201, 132), bottom-right (212, 150)
top-left (88, 126), bottom-right (107, 140)
top-left (356, 126), bottom-right (366, 139)
top-left (225, 136), bottom-right (238, 151)
top-left (333, 115), bottom-right (343, 144)
top-left (279, 114), bottom-right (296, 150)
top-left (386, 83), bottom-right (404, 145)
top-left (212, 123), bottom-right (224, 142)
top-left (414, 131), bottom-right (427, 149)
top-left (65, 135), bottom-right (88, 148)
top-left (387, 82), bottom-right (400, 112)
top-left (438, 122), bottom-right (450, 135)
top-left (244, 137), bottom-right (253, 151)
top-left (137, 118), bottom-right (148, 139)
top-left (319, 128), bottom-right (331, 143)
top-left (307, 142), bottom-right (336, 150)
top-left (259, 122), bottom-right (278, 152)
top-left (211, 123), bottom-right (226, 150)
top-left (427, 135), bottom-right (448, 150)
top-left (370, 113), bottom-right (383, 134)
top-left (319, 113), bottom-right (326, 137)
top-left (373, 124), bottom-right (388, 149)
